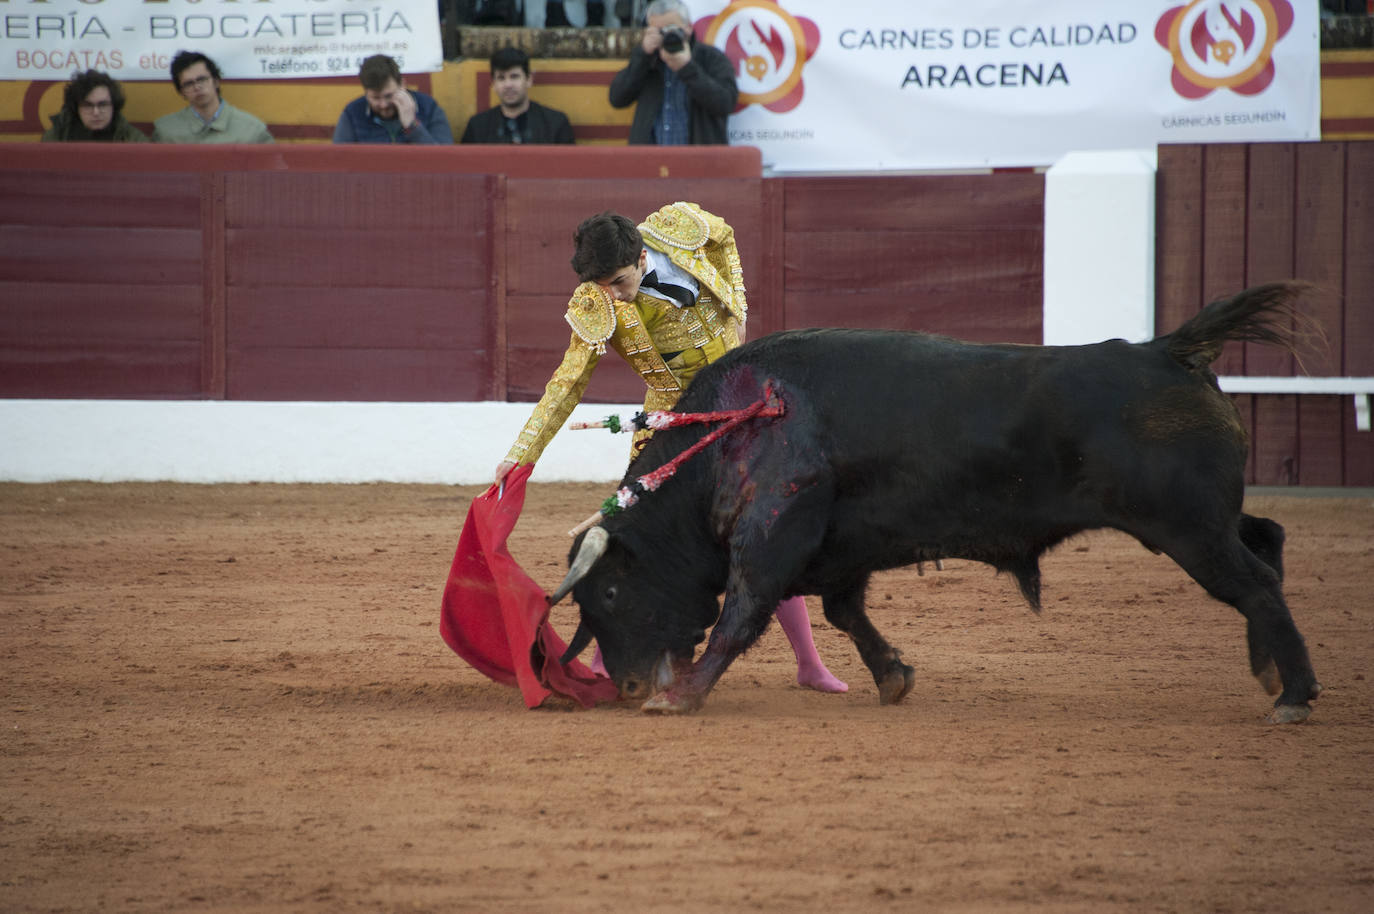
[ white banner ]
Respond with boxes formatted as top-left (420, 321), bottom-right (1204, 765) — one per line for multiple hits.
top-left (691, 0), bottom-right (1321, 171)
top-left (0, 0), bottom-right (442, 81)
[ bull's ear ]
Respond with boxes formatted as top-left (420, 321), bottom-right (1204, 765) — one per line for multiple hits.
top-left (548, 526), bottom-right (609, 606)
top-left (558, 622), bottom-right (594, 666)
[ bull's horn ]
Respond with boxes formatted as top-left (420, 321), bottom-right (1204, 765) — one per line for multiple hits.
top-left (558, 622), bottom-right (595, 666)
top-left (548, 526), bottom-right (609, 606)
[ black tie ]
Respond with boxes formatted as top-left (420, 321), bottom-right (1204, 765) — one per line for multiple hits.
top-left (641, 270), bottom-right (695, 308)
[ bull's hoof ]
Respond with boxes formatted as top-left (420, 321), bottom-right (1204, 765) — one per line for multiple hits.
top-left (641, 690), bottom-right (704, 714)
top-left (877, 663), bottom-right (915, 706)
top-left (1266, 703), bottom-right (1312, 724)
top-left (1254, 660), bottom-right (1281, 696)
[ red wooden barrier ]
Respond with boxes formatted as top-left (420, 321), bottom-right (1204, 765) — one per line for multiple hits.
top-left (781, 175), bottom-right (1044, 344)
top-left (0, 143), bottom-right (1044, 410)
top-left (0, 144), bottom-right (764, 404)
top-left (1155, 141), bottom-right (1374, 485)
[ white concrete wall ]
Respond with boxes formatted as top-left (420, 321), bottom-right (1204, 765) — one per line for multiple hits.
top-left (1, 400), bottom-right (642, 484)
top-left (1043, 148), bottom-right (1157, 346)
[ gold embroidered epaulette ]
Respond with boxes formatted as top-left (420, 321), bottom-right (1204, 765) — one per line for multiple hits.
top-left (639, 202), bottom-right (710, 252)
top-left (640, 202), bottom-right (747, 323)
top-left (564, 281), bottom-right (616, 354)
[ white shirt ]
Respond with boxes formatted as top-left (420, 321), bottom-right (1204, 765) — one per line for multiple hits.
top-left (640, 247), bottom-right (700, 307)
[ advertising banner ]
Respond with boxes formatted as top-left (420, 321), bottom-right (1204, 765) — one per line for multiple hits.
top-left (689, 0), bottom-right (1321, 171)
top-left (0, 0), bottom-right (443, 81)
top-left (0, 0), bottom-right (1321, 170)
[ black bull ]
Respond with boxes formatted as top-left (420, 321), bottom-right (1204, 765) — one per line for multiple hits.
top-left (552, 282), bottom-right (1322, 722)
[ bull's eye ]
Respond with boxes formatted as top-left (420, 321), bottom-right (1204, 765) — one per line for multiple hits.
top-left (603, 585), bottom-right (617, 606)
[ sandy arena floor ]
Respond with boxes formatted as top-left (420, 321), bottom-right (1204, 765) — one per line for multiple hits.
top-left (2, 482), bottom-right (1372, 913)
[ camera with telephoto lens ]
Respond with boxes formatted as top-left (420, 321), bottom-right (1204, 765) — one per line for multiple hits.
top-left (660, 26), bottom-right (687, 53)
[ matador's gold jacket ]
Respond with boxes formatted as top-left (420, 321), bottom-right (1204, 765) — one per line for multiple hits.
top-left (504, 202), bottom-right (748, 467)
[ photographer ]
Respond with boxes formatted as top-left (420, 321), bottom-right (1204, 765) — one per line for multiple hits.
top-left (608, 0), bottom-right (738, 145)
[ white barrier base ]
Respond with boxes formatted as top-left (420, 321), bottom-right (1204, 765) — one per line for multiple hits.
top-left (0, 400), bottom-right (644, 484)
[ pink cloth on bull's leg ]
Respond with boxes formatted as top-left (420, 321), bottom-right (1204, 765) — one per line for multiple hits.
top-left (775, 595), bottom-right (848, 692)
top-left (439, 464), bottom-right (619, 709)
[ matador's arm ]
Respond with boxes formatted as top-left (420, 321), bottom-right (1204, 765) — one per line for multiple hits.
top-left (503, 333), bottom-right (601, 468)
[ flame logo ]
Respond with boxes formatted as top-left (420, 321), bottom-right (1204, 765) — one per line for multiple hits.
top-left (727, 20), bottom-right (786, 83)
top-left (1154, 0), bottom-right (1295, 99)
top-left (699, 0), bottom-right (820, 113)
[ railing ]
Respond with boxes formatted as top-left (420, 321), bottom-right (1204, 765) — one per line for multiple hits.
top-left (1218, 377), bottom-right (1374, 431)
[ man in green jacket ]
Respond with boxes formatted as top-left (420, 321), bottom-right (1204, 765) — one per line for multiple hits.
top-left (152, 51), bottom-right (273, 144)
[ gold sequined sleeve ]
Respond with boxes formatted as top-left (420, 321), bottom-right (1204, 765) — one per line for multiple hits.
top-left (503, 333), bottom-right (602, 467)
top-left (695, 206), bottom-right (748, 325)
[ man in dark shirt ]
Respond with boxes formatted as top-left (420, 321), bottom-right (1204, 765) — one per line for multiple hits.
top-left (608, 0), bottom-right (737, 145)
top-left (460, 47), bottom-right (575, 145)
top-left (333, 54), bottom-right (453, 144)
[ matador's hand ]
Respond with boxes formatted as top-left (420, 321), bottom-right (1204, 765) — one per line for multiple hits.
top-left (494, 460), bottom-right (516, 489)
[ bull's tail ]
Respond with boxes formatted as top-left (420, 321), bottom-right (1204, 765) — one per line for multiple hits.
top-left (1163, 281), bottom-right (1311, 373)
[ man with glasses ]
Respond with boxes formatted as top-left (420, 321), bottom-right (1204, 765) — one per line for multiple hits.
top-left (152, 51), bottom-right (273, 144)
top-left (41, 70), bottom-right (147, 142)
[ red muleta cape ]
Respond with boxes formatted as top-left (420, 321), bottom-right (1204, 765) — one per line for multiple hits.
top-left (439, 464), bottom-right (619, 708)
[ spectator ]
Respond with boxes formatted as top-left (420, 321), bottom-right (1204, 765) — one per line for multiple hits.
top-left (333, 55), bottom-right (453, 145)
top-left (42, 70), bottom-right (147, 143)
top-left (608, 0), bottom-right (736, 145)
top-left (152, 51), bottom-right (273, 144)
top-left (460, 47), bottom-right (575, 145)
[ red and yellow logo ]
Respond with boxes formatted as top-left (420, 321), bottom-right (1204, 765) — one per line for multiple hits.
top-left (1154, 0), bottom-right (1295, 98)
top-left (697, 0), bottom-right (820, 113)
